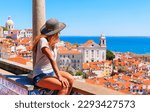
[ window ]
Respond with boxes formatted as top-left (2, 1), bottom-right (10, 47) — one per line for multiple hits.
top-left (102, 52), bottom-right (105, 60)
top-left (91, 50), bottom-right (94, 57)
top-left (91, 59), bottom-right (94, 62)
top-left (103, 40), bottom-right (105, 45)
top-left (72, 55), bottom-right (74, 58)
top-left (60, 60), bottom-right (62, 65)
top-left (86, 50), bottom-right (88, 57)
top-left (97, 50), bottom-right (99, 57)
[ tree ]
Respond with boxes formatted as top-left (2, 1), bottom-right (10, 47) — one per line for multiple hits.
top-left (73, 43), bottom-right (79, 47)
top-left (75, 71), bottom-right (84, 76)
top-left (106, 50), bottom-right (115, 60)
top-left (2, 27), bottom-right (8, 31)
top-left (75, 71), bottom-right (86, 78)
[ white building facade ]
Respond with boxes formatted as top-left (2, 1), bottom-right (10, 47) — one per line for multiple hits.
top-left (8, 29), bottom-right (32, 40)
top-left (57, 50), bottom-right (82, 71)
top-left (57, 34), bottom-right (107, 71)
top-left (78, 34), bottom-right (106, 63)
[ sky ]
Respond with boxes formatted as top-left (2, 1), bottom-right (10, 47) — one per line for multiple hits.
top-left (0, 0), bottom-right (150, 36)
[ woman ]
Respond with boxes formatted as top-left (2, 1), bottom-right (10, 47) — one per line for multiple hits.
top-left (32, 18), bottom-right (74, 95)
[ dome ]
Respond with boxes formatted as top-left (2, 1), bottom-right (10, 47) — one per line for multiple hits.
top-left (101, 33), bottom-right (105, 39)
top-left (6, 16), bottom-right (14, 26)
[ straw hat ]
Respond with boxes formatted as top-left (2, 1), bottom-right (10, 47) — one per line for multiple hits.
top-left (40, 18), bottom-right (66, 36)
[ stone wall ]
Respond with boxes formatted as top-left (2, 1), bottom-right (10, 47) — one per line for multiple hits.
top-left (0, 58), bottom-right (32, 75)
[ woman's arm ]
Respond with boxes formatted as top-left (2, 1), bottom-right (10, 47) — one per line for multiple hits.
top-left (41, 47), bottom-right (60, 77)
top-left (41, 47), bottom-right (69, 87)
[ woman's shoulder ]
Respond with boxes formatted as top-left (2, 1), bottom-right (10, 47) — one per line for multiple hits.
top-left (39, 37), bottom-right (48, 43)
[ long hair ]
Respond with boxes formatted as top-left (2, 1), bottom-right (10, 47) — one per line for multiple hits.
top-left (32, 33), bottom-right (59, 66)
top-left (32, 34), bottom-right (47, 52)
top-left (32, 33), bottom-right (59, 52)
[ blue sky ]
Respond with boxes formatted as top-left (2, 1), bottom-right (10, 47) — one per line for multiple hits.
top-left (0, 0), bottom-right (150, 36)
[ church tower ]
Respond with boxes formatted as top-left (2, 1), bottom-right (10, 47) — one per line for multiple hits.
top-left (100, 33), bottom-right (106, 47)
top-left (5, 16), bottom-right (14, 30)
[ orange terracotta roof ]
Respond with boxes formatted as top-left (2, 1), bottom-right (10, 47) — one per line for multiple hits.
top-left (107, 78), bottom-right (116, 84)
top-left (25, 29), bottom-right (32, 31)
top-left (26, 46), bottom-right (32, 51)
top-left (82, 63), bottom-right (90, 69)
top-left (133, 72), bottom-right (142, 77)
top-left (143, 80), bottom-right (150, 85)
top-left (82, 40), bottom-right (94, 47)
top-left (7, 56), bottom-right (28, 65)
top-left (122, 75), bottom-right (130, 81)
top-left (58, 49), bottom-right (81, 55)
top-left (124, 81), bottom-right (131, 88)
top-left (113, 75), bottom-right (118, 79)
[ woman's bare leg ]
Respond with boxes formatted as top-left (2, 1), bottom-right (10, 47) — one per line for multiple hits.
top-left (59, 71), bottom-right (74, 95)
top-left (36, 77), bottom-right (69, 95)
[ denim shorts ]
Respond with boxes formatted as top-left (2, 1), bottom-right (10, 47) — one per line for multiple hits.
top-left (33, 72), bottom-right (54, 85)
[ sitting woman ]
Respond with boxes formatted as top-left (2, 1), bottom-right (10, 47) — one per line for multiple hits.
top-left (32, 18), bottom-right (74, 95)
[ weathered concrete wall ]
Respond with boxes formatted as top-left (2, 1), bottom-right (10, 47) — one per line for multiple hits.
top-left (0, 58), bottom-right (32, 75)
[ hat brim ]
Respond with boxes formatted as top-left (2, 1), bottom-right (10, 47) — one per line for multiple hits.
top-left (40, 22), bottom-right (66, 36)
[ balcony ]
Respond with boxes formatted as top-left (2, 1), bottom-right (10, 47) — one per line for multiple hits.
top-left (0, 58), bottom-right (125, 95)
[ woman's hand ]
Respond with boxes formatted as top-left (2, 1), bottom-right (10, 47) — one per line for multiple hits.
top-left (58, 76), bottom-right (69, 88)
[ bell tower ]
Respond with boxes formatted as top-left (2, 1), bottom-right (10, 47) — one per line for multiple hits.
top-left (100, 33), bottom-right (106, 47)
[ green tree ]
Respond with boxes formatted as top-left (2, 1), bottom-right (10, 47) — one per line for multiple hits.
top-left (73, 43), bottom-right (79, 47)
top-left (106, 50), bottom-right (115, 60)
top-left (75, 71), bottom-right (86, 78)
top-left (75, 71), bottom-right (84, 76)
top-left (2, 27), bottom-right (8, 31)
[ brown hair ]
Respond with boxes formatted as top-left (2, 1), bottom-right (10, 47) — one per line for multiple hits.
top-left (32, 33), bottom-right (59, 52)
top-left (32, 33), bottom-right (59, 66)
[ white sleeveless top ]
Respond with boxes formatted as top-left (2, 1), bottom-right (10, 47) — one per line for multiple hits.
top-left (33, 38), bottom-right (57, 78)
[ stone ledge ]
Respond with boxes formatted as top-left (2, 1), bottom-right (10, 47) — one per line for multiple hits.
top-left (0, 58), bottom-right (32, 75)
top-left (73, 81), bottom-right (125, 95)
top-left (0, 74), bottom-right (125, 95)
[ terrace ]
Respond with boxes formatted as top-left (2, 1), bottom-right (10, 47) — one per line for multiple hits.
top-left (0, 58), bottom-right (124, 95)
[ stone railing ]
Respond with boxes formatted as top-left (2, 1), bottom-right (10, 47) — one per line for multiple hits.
top-left (0, 59), bottom-right (125, 95)
top-left (73, 81), bottom-right (125, 95)
top-left (0, 58), bottom-right (32, 75)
